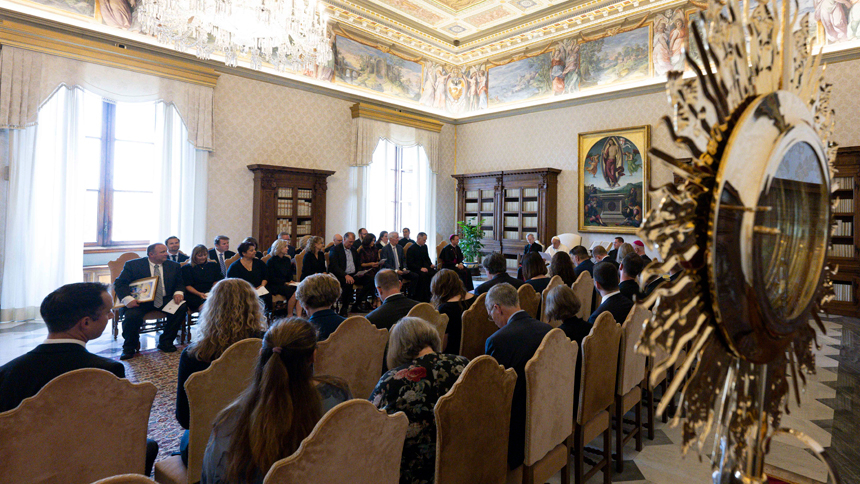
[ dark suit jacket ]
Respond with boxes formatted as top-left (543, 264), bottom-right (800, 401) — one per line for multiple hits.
top-left (167, 252), bottom-right (189, 263)
top-left (474, 273), bottom-right (524, 296)
top-left (0, 343), bottom-right (125, 412)
top-left (439, 244), bottom-right (464, 269)
top-left (328, 243), bottom-right (360, 283)
top-left (619, 279), bottom-right (641, 301)
top-left (523, 242), bottom-right (543, 254)
top-left (641, 254), bottom-right (652, 264)
top-left (406, 243), bottom-right (434, 272)
top-left (397, 238), bottom-right (414, 248)
top-left (381, 244), bottom-right (406, 271)
top-left (484, 311), bottom-right (552, 469)
top-left (588, 292), bottom-right (635, 325)
top-left (208, 248), bottom-right (236, 261)
top-left (574, 259), bottom-right (594, 279)
top-left (309, 309), bottom-right (345, 341)
top-left (608, 248), bottom-right (619, 263)
top-left (115, 257), bottom-right (184, 305)
top-left (366, 294), bottom-right (419, 331)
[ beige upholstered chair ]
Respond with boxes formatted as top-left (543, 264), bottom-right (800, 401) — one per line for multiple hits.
top-left (154, 338), bottom-right (263, 484)
top-left (555, 233), bottom-right (582, 251)
top-left (508, 329), bottom-right (579, 484)
top-left (403, 241), bottom-right (413, 258)
top-left (436, 240), bottom-right (447, 260)
top-left (571, 271), bottom-right (594, 320)
top-left (435, 355), bottom-right (517, 484)
top-left (108, 252), bottom-right (144, 339)
top-left (573, 312), bottom-right (622, 484)
top-left (0, 369), bottom-right (156, 484)
top-left (261, 253), bottom-right (273, 263)
top-left (540, 275), bottom-right (564, 327)
top-left (294, 250), bottom-right (306, 282)
top-left (517, 284), bottom-right (540, 320)
top-left (315, 316), bottom-right (389, 399)
top-left (459, 293), bottom-right (498, 359)
top-left (263, 400), bottom-right (408, 484)
top-left (614, 305), bottom-right (649, 472)
top-left (406, 303), bottom-right (449, 339)
top-left (91, 475), bottom-right (158, 484)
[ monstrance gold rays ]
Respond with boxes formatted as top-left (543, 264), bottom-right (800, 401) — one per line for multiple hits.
top-left (636, 0), bottom-right (841, 479)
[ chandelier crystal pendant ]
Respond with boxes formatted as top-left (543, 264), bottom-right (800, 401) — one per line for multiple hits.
top-left (138, 0), bottom-right (333, 71)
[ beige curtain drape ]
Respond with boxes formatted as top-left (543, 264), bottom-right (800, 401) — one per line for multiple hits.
top-left (0, 46), bottom-right (215, 151)
top-left (349, 116), bottom-right (440, 174)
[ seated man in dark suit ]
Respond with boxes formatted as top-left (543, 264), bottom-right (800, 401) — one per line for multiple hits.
top-left (366, 269), bottom-right (419, 331)
top-left (115, 243), bottom-right (186, 360)
top-left (398, 227), bottom-right (415, 247)
top-left (619, 253), bottom-right (644, 301)
top-left (588, 261), bottom-right (635, 325)
top-left (571, 245), bottom-right (594, 279)
top-left (523, 233), bottom-right (543, 255)
top-left (405, 232), bottom-right (436, 302)
top-left (209, 235), bottom-right (236, 277)
top-left (165, 236), bottom-right (189, 263)
top-left (484, 283), bottom-right (552, 470)
top-left (592, 244), bottom-right (618, 270)
top-left (297, 274), bottom-right (345, 341)
top-left (475, 252), bottom-right (523, 296)
top-left (0, 282), bottom-right (159, 475)
top-left (607, 236), bottom-right (624, 263)
top-left (328, 232), bottom-right (374, 316)
top-left (382, 232), bottom-right (419, 297)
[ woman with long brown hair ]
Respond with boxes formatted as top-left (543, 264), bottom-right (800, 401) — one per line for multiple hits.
top-left (201, 318), bottom-right (351, 483)
top-left (549, 251), bottom-right (577, 286)
top-left (430, 269), bottom-right (475, 355)
top-left (175, 278), bottom-right (266, 466)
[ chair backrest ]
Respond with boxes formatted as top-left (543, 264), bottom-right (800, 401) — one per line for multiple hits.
top-left (577, 312), bottom-right (622, 425)
top-left (555, 233), bottom-right (582, 251)
top-left (0, 369), bottom-right (156, 484)
top-left (524, 329), bottom-right (578, 466)
top-left (224, 253), bottom-right (241, 269)
top-left (406, 302), bottom-right (449, 339)
top-left (436, 240), bottom-right (447, 259)
top-left (540, 275), bottom-right (564, 326)
top-left (403, 242), bottom-right (413, 258)
top-left (263, 400), bottom-right (408, 484)
top-left (315, 316), bottom-right (389, 399)
top-left (180, 261), bottom-right (190, 267)
top-left (186, 338), bottom-right (263, 482)
top-left (571, 271), bottom-right (594, 319)
top-left (261, 253), bottom-right (273, 263)
top-left (617, 305), bottom-right (650, 397)
top-left (325, 241), bottom-right (334, 251)
top-left (108, 253), bottom-right (139, 304)
top-left (90, 475), bottom-right (159, 484)
top-left (435, 356), bottom-right (517, 484)
top-left (517, 284), bottom-right (540, 320)
top-left (459, 293), bottom-right (497, 359)
top-left (294, 250), bottom-right (306, 281)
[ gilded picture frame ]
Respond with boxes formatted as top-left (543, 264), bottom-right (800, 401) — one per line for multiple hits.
top-left (578, 125), bottom-right (650, 234)
top-left (112, 276), bottom-right (158, 308)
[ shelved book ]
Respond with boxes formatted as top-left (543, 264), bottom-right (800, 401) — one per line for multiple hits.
top-left (833, 283), bottom-right (854, 302)
top-left (834, 220), bottom-right (854, 236)
top-left (836, 198), bottom-right (855, 212)
top-left (835, 177), bottom-right (853, 189)
top-left (829, 244), bottom-right (855, 258)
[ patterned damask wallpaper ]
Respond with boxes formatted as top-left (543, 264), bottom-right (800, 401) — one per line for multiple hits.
top-left (207, 73), bottom-right (457, 246)
top-left (454, 57), bottom-right (860, 249)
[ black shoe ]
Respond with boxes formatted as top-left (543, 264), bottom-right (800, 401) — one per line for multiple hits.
top-left (351, 303), bottom-right (368, 314)
top-left (157, 343), bottom-right (178, 353)
top-left (120, 349), bottom-right (135, 360)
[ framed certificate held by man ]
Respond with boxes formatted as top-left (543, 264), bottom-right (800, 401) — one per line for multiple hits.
top-left (113, 276), bottom-right (158, 308)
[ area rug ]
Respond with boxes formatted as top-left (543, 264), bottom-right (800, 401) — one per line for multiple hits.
top-left (116, 347), bottom-right (186, 463)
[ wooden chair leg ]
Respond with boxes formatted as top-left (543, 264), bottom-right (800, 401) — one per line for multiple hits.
top-left (635, 399), bottom-right (643, 451)
top-left (603, 421), bottom-right (612, 484)
top-left (561, 436), bottom-right (571, 484)
top-left (615, 395), bottom-right (624, 473)
top-left (574, 425), bottom-right (584, 484)
top-left (523, 465), bottom-right (535, 484)
top-left (660, 379), bottom-right (669, 423)
top-left (646, 386), bottom-right (655, 440)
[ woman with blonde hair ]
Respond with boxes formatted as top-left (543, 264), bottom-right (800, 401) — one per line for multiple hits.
top-left (175, 278), bottom-right (267, 466)
top-left (300, 236), bottom-right (327, 281)
top-left (430, 269), bottom-right (475, 354)
top-left (267, 238), bottom-right (298, 315)
top-left (617, 242), bottom-right (635, 263)
top-left (202, 318), bottom-right (351, 483)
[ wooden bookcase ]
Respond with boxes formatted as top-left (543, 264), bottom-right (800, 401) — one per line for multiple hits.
top-left (247, 165), bottom-right (334, 248)
top-left (453, 168), bottom-right (560, 274)
top-left (825, 147), bottom-right (860, 317)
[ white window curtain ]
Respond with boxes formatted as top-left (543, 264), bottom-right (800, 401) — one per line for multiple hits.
top-left (1, 86), bottom-right (85, 322)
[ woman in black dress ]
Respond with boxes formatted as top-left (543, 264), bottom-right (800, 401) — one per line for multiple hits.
top-left (227, 241), bottom-right (270, 309)
top-left (522, 251), bottom-right (551, 294)
top-left (181, 244), bottom-right (224, 312)
top-left (438, 234), bottom-right (474, 291)
top-left (300, 236), bottom-right (327, 281)
top-left (242, 236), bottom-right (265, 259)
top-left (267, 238), bottom-right (298, 315)
top-left (431, 269), bottom-right (475, 355)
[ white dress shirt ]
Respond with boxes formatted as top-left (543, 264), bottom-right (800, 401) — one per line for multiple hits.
top-left (601, 290), bottom-right (621, 304)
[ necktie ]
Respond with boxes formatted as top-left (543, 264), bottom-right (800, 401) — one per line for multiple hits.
top-left (154, 264), bottom-right (164, 308)
top-left (171, 254), bottom-right (177, 262)
top-left (219, 253), bottom-right (226, 276)
top-left (393, 246), bottom-right (400, 270)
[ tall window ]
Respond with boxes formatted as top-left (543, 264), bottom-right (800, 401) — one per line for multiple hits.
top-left (367, 140), bottom-right (428, 234)
top-left (82, 92), bottom-right (158, 247)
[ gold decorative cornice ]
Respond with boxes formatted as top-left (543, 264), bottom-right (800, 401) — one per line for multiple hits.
top-left (333, 25), bottom-right (425, 63)
top-left (579, 15), bottom-right (649, 42)
top-left (350, 103), bottom-right (444, 132)
top-left (0, 19), bottom-right (219, 87)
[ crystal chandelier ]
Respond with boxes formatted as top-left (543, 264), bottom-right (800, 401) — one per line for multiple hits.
top-left (138, 0), bottom-right (333, 71)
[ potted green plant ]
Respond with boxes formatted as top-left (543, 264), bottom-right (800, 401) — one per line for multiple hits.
top-left (456, 218), bottom-right (485, 272)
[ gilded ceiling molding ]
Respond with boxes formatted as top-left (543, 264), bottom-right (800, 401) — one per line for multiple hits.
top-left (579, 14), bottom-right (649, 42)
top-left (350, 102), bottom-right (444, 132)
top-left (334, 24), bottom-right (425, 63)
top-left (0, 19), bottom-right (219, 87)
top-left (688, 0), bottom-right (707, 8)
top-left (486, 41), bottom-right (553, 67)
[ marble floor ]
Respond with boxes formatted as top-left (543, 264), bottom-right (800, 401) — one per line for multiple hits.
top-left (0, 313), bottom-right (856, 484)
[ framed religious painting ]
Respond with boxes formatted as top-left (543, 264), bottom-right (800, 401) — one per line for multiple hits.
top-left (578, 125), bottom-right (650, 234)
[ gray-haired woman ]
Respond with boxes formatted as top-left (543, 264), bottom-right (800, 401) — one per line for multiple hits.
top-left (370, 317), bottom-right (469, 484)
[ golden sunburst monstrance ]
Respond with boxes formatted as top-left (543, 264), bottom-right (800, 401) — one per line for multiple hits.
top-left (636, 0), bottom-right (843, 481)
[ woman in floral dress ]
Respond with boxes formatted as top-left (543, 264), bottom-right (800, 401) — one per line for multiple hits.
top-left (370, 317), bottom-right (470, 484)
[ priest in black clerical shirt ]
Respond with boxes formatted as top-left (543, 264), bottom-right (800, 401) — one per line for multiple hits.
top-left (406, 232), bottom-right (436, 302)
top-left (523, 233), bottom-right (543, 255)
